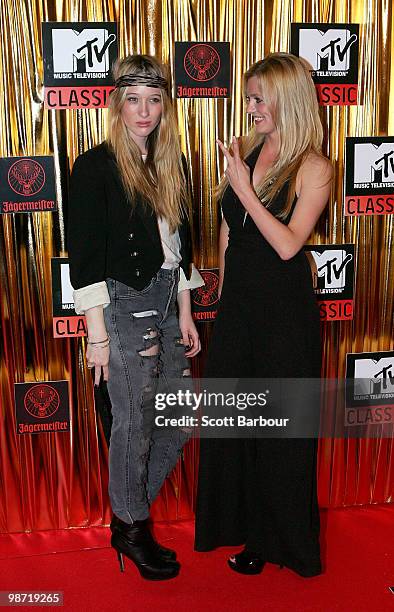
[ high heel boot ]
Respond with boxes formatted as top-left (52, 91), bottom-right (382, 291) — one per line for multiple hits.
top-left (110, 515), bottom-right (177, 561)
top-left (111, 518), bottom-right (180, 580)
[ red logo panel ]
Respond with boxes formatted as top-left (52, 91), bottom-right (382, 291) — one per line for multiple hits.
top-left (8, 159), bottom-right (46, 196)
top-left (24, 384), bottom-right (60, 419)
top-left (184, 44), bottom-right (221, 82)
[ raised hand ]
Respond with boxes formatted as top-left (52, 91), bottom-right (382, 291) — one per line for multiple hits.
top-left (217, 136), bottom-right (252, 198)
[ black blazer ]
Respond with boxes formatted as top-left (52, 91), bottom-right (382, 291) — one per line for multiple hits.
top-left (67, 142), bottom-right (192, 291)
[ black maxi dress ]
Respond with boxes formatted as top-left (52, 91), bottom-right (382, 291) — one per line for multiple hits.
top-left (195, 145), bottom-right (322, 577)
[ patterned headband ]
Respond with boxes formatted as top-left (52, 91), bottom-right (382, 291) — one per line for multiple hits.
top-left (115, 73), bottom-right (169, 90)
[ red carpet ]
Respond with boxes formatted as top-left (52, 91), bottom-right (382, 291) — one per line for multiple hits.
top-left (1, 505), bottom-right (393, 611)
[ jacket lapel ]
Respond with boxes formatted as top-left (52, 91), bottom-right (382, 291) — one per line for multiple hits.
top-left (103, 143), bottom-right (161, 243)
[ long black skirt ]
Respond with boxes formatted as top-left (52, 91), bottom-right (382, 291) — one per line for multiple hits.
top-left (194, 251), bottom-right (322, 577)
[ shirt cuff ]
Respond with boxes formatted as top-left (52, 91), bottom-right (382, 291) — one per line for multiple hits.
top-left (178, 264), bottom-right (205, 292)
top-left (73, 281), bottom-right (111, 315)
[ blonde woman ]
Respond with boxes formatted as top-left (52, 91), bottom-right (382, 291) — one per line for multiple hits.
top-left (195, 53), bottom-right (332, 577)
top-left (68, 55), bottom-right (203, 580)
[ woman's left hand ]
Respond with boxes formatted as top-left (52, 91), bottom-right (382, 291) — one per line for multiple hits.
top-left (217, 136), bottom-right (252, 198)
top-left (179, 313), bottom-right (201, 357)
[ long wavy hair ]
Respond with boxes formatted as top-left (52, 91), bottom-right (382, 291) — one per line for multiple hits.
top-left (218, 52), bottom-right (325, 219)
top-left (107, 55), bottom-right (188, 231)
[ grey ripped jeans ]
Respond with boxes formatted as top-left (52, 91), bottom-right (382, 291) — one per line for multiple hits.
top-left (104, 268), bottom-right (191, 523)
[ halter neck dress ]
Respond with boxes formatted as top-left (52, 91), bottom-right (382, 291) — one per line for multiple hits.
top-left (195, 144), bottom-right (322, 577)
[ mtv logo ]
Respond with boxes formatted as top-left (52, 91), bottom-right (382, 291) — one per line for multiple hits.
top-left (308, 250), bottom-right (352, 289)
top-left (299, 28), bottom-right (357, 71)
top-left (353, 142), bottom-right (394, 184)
top-left (60, 264), bottom-right (75, 305)
top-left (52, 28), bottom-right (116, 73)
top-left (354, 357), bottom-right (394, 396)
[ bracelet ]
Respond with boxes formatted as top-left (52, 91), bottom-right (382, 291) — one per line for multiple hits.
top-left (87, 335), bottom-right (110, 345)
top-left (90, 341), bottom-right (110, 349)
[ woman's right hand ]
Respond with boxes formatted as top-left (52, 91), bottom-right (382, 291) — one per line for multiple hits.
top-left (84, 305), bottom-right (110, 386)
top-left (86, 343), bottom-right (110, 386)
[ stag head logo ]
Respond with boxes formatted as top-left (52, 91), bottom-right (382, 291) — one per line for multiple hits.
top-left (184, 44), bottom-right (221, 81)
top-left (24, 384), bottom-right (60, 419)
top-left (8, 159), bottom-right (46, 196)
top-left (193, 271), bottom-right (219, 307)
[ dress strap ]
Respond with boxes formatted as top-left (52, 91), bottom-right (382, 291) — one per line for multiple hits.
top-left (244, 142), bottom-right (263, 169)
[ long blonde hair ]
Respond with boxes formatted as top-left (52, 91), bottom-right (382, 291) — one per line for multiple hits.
top-left (219, 52), bottom-right (324, 219)
top-left (107, 55), bottom-right (188, 231)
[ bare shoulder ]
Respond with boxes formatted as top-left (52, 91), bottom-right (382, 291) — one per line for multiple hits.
top-left (299, 152), bottom-right (333, 189)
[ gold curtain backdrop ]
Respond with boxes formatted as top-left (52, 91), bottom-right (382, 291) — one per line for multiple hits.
top-left (0, 0), bottom-right (393, 533)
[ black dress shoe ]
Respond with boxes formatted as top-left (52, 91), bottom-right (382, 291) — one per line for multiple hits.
top-left (110, 518), bottom-right (180, 581)
top-left (227, 549), bottom-right (266, 575)
top-left (110, 515), bottom-right (177, 561)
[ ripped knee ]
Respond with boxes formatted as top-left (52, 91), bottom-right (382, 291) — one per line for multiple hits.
top-left (138, 327), bottom-right (160, 358)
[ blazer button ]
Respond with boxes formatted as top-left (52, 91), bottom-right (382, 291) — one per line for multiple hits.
top-left (135, 269), bottom-right (140, 277)
top-left (130, 251), bottom-right (138, 257)
top-left (128, 233), bottom-right (134, 240)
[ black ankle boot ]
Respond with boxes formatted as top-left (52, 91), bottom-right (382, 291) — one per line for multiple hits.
top-left (146, 518), bottom-right (177, 561)
top-left (110, 517), bottom-right (180, 581)
top-left (110, 515), bottom-right (177, 562)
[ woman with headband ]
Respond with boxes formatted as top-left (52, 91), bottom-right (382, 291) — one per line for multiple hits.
top-left (68, 55), bottom-right (203, 581)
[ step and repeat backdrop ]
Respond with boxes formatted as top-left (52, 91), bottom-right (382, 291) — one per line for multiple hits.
top-left (0, 0), bottom-right (393, 533)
